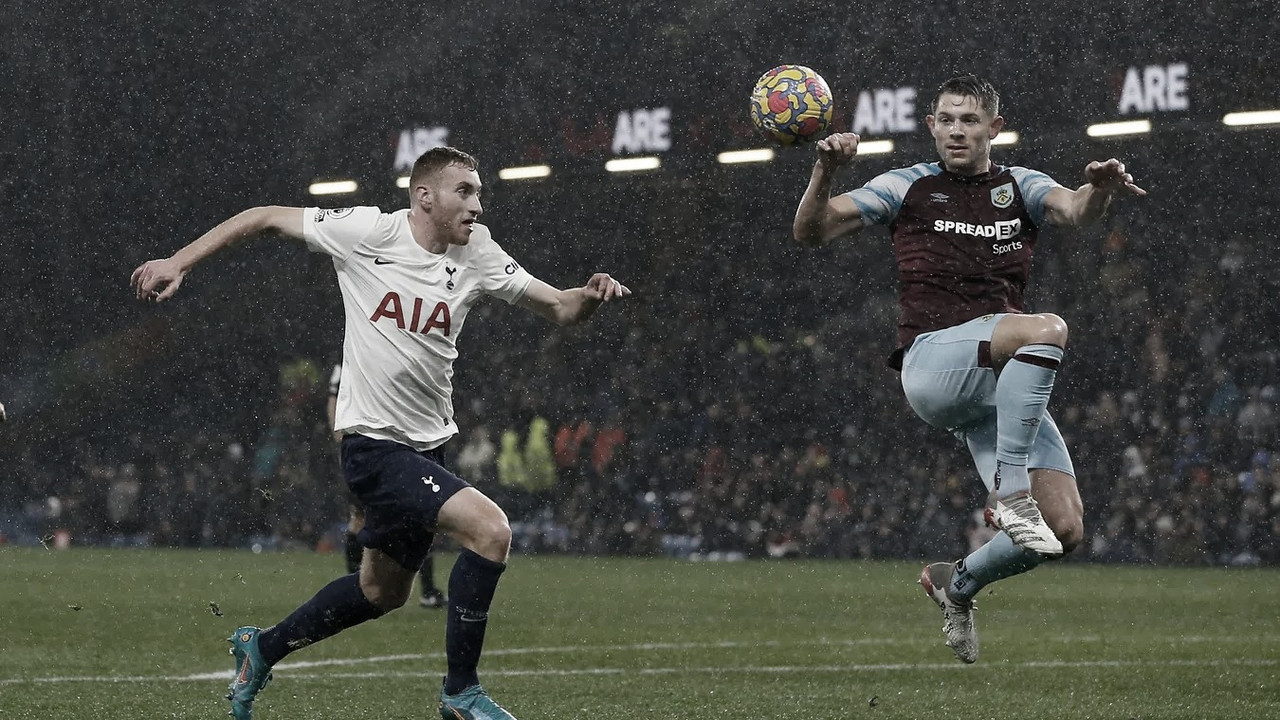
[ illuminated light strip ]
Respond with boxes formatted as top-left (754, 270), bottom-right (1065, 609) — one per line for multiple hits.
top-left (396, 176), bottom-right (410, 188)
top-left (605, 156), bottom-right (661, 172)
top-left (991, 131), bottom-right (1020, 146)
top-left (717, 148), bottom-right (775, 164)
top-left (308, 180), bottom-right (358, 195)
top-left (498, 165), bottom-right (552, 180)
top-left (856, 139), bottom-right (894, 155)
top-left (1086, 119), bottom-right (1151, 137)
top-left (1223, 110), bottom-right (1280, 127)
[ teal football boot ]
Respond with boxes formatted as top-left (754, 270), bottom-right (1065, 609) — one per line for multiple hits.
top-left (439, 684), bottom-right (517, 720)
top-left (226, 626), bottom-right (273, 719)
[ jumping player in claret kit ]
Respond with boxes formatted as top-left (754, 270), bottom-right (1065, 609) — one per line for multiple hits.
top-left (792, 74), bottom-right (1145, 663)
top-left (131, 146), bottom-right (630, 719)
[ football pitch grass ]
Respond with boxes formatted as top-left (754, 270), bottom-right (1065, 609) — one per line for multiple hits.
top-left (2, 549), bottom-right (1277, 719)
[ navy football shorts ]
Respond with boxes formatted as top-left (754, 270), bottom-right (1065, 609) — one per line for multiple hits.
top-left (340, 434), bottom-right (471, 570)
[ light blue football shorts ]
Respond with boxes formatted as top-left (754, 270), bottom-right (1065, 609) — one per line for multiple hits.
top-left (899, 313), bottom-right (1075, 492)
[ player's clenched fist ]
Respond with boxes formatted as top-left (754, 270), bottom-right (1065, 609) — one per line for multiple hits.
top-left (816, 132), bottom-right (861, 169)
top-left (1085, 158), bottom-right (1147, 197)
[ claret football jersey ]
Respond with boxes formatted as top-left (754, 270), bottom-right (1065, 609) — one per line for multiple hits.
top-left (304, 207), bottom-right (533, 450)
top-left (845, 162), bottom-right (1063, 361)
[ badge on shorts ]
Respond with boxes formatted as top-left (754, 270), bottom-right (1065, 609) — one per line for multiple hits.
top-left (990, 182), bottom-right (1014, 209)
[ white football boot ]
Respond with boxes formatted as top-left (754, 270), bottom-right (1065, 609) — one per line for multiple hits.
top-left (919, 561), bottom-right (978, 664)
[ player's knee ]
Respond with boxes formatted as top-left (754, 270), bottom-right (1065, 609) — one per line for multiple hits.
top-left (472, 513), bottom-right (512, 563)
top-left (360, 577), bottom-right (412, 611)
top-left (1031, 313), bottom-right (1069, 349)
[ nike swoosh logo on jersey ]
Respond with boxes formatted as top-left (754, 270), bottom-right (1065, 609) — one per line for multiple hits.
top-left (373, 257), bottom-right (394, 265)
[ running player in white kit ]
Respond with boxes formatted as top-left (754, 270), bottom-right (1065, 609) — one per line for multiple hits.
top-left (131, 147), bottom-right (631, 720)
top-left (329, 361), bottom-right (446, 607)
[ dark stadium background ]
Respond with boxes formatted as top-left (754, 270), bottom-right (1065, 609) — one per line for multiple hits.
top-left (2, 0), bottom-right (1278, 564)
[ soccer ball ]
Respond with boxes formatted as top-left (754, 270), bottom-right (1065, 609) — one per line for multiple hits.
top-left (749, 65), bottom-right (834, 146)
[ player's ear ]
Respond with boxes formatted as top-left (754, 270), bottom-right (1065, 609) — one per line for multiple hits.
top-left (989, 115), bottom-right (1005, 138)
top-left (925, 114), bottom-right (936, 132)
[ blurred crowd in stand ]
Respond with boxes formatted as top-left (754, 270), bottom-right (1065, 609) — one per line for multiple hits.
top-left (3, 135), bottom-right (1279, 568)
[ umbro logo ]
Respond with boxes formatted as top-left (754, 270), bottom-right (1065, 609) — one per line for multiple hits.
top-left (373, 257), bottom-right (394, 265)
top-left (930, 192), bottom-right (950, 203)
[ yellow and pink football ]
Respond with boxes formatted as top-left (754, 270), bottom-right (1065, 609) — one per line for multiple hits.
top-left (749, 65), bottom-right (835, 146)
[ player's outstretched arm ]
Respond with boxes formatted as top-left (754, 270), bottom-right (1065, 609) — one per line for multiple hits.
top-left (517, 273), bottom-right (631, 326)
top-left (130, 206), bottom-right (305, 302)
top-left (1043, 158), bottom-right (1147, 227)
top-left (793, 132), bottom-right (866, 247)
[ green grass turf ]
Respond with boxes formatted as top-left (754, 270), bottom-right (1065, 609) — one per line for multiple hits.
top-left (2, 548), bottom-right (1278, 719)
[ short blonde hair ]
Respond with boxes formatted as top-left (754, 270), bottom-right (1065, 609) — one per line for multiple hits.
top-left (409, 147), bottom-right (479, 190)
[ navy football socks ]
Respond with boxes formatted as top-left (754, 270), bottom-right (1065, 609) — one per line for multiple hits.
top-left (420, 553), bottom-right (437, 594)
top-left (443, 548), bottom-right (506, 695)
top-left (256, 573), bottom-right (386, 667)
top-left (344, 532), bottom-right (362, 575)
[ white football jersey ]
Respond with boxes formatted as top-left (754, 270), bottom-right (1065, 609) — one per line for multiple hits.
top-left (304, 207), bottom-right (533, 450)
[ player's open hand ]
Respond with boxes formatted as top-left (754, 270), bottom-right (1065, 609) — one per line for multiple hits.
top-left (1085, 158), bottom-right (1147, 197)
top-left (815, 132), bottom-right (860, 171)
top-left (130, 257), bottom-right (187, 302)
top-left (583, 273), bottom-right (631, 302)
